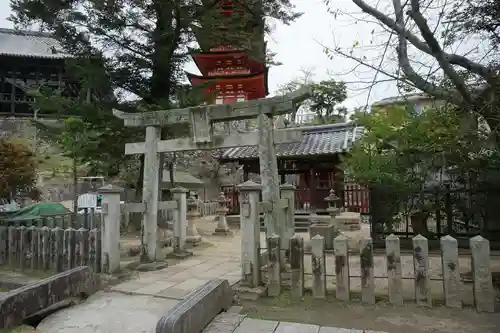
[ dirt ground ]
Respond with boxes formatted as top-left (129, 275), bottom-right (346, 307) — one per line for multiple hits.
top-left (240, 291), bottom-right (500, 333)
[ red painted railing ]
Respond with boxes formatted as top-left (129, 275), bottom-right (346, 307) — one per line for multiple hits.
top-left (221, 183), bottom-right (370, 214)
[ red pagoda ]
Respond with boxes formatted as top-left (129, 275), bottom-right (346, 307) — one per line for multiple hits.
top-left (187, 0), bottom-right (268, 104)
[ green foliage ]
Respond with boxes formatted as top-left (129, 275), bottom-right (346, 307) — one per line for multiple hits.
top-left (343, 104), bottom-right (495, 221)
top-left (345, 105), bottom-right (482, 186)
top-left (309, 79), bottom-right (347, 124)
top-left (0, 139), bottom-right (39, 200)
top-left (278, 71), bottom-right (348, 124)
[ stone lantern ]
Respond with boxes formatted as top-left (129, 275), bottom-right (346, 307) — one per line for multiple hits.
top-left (213, 192), bottom-right (232, 236)
top-left (325, 188), bottom-right (341, 219)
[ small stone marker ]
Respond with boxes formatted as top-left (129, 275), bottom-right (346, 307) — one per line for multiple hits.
top-left (470, 235), bottom-right (495, 312)
top-left (99, 184), bottom-right (123, 273)
top-left (334, 234), bottom-right (350, 301)
top-left (311, 235), bottom-right (326, 299)
top-left (267, 233), bottom-right (282, 297)
top-left (289, 234), bottom-right (305, 297)
top-left (385, 234), bottom-right (403, 305)
top-left (412, 234), bottom-right (431, 306)
top-left (360, 236), bottom-right (375, 304)
top-left (171, 187), bottom-right (192, 258)
top-left (280, 184), bottom-right (296, 250)
top-left (440, 235), bottom-right (462, 309)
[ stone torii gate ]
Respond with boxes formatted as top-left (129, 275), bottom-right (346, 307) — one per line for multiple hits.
top-left (113, 87), bottom-right (312, 262)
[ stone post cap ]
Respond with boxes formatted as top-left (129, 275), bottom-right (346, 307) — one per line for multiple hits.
top-left (98, 184), bottom-right (124, 193)
top-left (280, 183), bottom-right (296, 191)
top-left (171, 186), bottom-right (189, 193)
top-left (237, 180), bottom-right (262, 191)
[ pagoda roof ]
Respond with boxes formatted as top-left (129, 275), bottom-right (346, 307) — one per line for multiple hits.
top-left (189, 49), bottom-right (265, 76)
top-left (0, 28), bottom-right (72, 59)
top-left (186, 68), bottom-right (269, 99)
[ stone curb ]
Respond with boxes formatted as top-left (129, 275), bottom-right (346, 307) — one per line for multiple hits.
top-left (156, 279), bottom-right (233, 333)
top-left (0, 266), bottom-right (96, 329)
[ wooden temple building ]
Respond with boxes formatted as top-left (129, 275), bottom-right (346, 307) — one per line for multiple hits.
top-left (186, 0), bottom-right (268, 103)
top-left (218, 123), bottom-right (370, 214)
top-left (0, 28), bottom-right (72, 116)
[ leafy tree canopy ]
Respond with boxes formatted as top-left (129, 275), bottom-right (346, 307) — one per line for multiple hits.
top-left (0, 139), bottom-right (39, 200)
top-left (277, 69), bottom-right (348, 124)
top-left (344, 105), bottom-right (494, 189)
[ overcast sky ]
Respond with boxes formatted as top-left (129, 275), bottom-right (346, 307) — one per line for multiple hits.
top-left (0, 0), bottom-right (403, 110)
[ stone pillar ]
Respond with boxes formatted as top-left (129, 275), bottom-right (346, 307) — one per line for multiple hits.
top-left (385, 234), bottom-right (403, 305)
top-left (280, 184), bottom-right (295, 251)
top-left (185, 196), bottom-right (202, 246)
top-left (470, 235), bottom-right (495, 312)
top-left (267, 233), bottom-right (282, 297)
top-left (98, 184), bottom-right (123, 273)
top-left (238, 180), bottom-right (262, 288)
top-left (412, 234), bottom-right (431, 306)
top-left (440, 235), bottom-right (462, 309)
top-left (141, 125), bottom-right (160, 263)
top-left (311, 235), bottom-right (326, 299)
top-left (258, 113), bottom-right (283, 240)
top-left (290, 234), bottom-right (304, 297)
top-left (360, 236), bottom-right (375, 304)
top-left (334, 234), bottom-right (350, 301)
top-left (213, 192), bottom-right (232, 236)
top-left (171, 187), bottom-right (191, 258)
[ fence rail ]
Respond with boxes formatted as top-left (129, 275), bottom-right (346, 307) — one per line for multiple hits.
top-left (0, 226), bottom-right (102, 273)
top-left (199, 201), bottom-right (218, 217)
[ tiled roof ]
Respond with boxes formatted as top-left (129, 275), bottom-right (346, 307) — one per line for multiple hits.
top-left (219, 123), bottom-right (364, 160)
top-left (0, 28), bottom-right (72, 59)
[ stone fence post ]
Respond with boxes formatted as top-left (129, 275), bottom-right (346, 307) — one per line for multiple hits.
top-left (98, 184), bottom-right (123, 274)
top-left (280, 184), bottom-right (295, 252)
top-left (186, 196), bottom-right (202, 246)
top-left (238, 180), bottom-right (262, 287)
top-left (213, 192), bottom-right (232, 236)
top-left (171, 187), bottom-right (191, 258)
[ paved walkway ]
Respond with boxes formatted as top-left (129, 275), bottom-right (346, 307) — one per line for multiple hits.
top-left (37, 217), bottom-right (243, 333)
top-left (203, 312), bottom-right (387, 333)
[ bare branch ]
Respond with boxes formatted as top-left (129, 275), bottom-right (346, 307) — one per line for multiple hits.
top-left (392, 0), bottom-right (459, 103)
top-left (408, 0), bottom-right (472, 103)
top-left (350, 0), bottom-right (495, 82)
